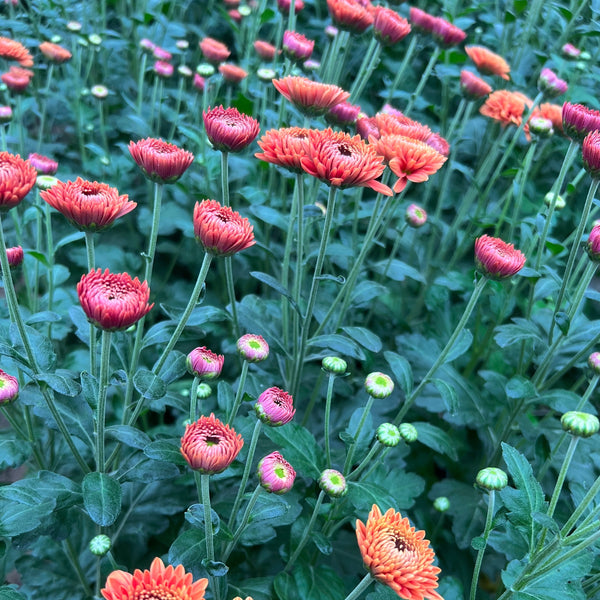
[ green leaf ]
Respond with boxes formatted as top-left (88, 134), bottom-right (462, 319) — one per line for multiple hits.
top-left (0, 499), bottom-right (54, 537)
top-left (249, 493), bottom-right (291, 523)
top-left (347, 481), bottom-right (397, 512)
top-left (275, 564), bottom-right (346, 600)
top-left (341, 326), bottom-right (382, 353)
top-left (250, 271), bottom-right (299, 313)
top-left (0, 436), bottom-right (31, 470)
top-left (202, 559), bottom-right (228, 577)
top-left (0, 586), bottom-right (28, 599)
top-left (264, 424), bottom-right (321, 478)
top-left (413, 422), bottom-right (459, 460)
top-left (54, 231), bottom-right (85, 251)
top-left (106, 425), bottom-right (151, 450)
top-left (432, 379), bottom-right (458, 416)
top-left (505, 376), bottom-right (537, 400)
top-left (133, 368), bottom-right (167, 400)
top-left (384, 350), bottom-right (413, 395)
top-left (554, 311), bottom-right (570, 336)
top-left (80, 371), bottom-right (98, 408)
top-left (144, 439), bottom-right (187, 465)
top-left (444, 329), bottom-right (473, 363)
top-left (307, 334), bottom-right (366, 360)
top-left (185, 503), bottom-right (222, 534)
top-left (34, 372), bottom-right (81, 397)
top-left (168, 530), bottom-right (206, 580)
top-left (471, 535), bottom-right (486, 550)
top-left (375, 259), bottom-right (426, 283)
top-left (82, 472), bottom-right (122, 527)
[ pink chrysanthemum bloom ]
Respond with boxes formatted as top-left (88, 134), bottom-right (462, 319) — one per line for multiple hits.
top-left (257, 451), bottom-right (296, 494)
top-left (474, 235), bottom-right (526, 280)
top-left (373, 7), bottom-right (411, 46)
top-left (193, 73), bottom-right (205, 92)
top-left (431, 17), bottom-right (466, 47)
top-left (154, 60), bottom-right (174, 77)
top-left (1, 66), bottom-right (34, 92)
top-left (6, 245), bottom-right (23, 268)
top-left (562, 43), bottom-right (581, 58)
top-left (356, 505), bottom-right (443, 600)
top-left (460, 70), bottom-right (492, 100)
top-left (27, 152), bottom-right (58, 175)
top-left (273, 76), bottom-right (350, 117)
top-left (199, 37), bottom-right (230, 64)
top-left (538, 68), bottom-right (568, 99)
top-left (327, 0), bottom-right (374, 33)
top-left (0, 152), bottom-right (37, 211)
top-left (77, 268), bottom-right (153, 331)
top-left (203, 106), bottom-right (260, 153)
top-left (425, 132), bottom-right (450, 156)
top-left (237, 334), bottom-right (269, 362)
top-left (101, 557), bottom-right (208, 600)
top-left (283, 30), bottom-right (314, 62)
top-left (139, 38), bottom-right (156, 53)
top-left (0, 106), bottom-right (12, 123)
top-left (193, 199), bottom-right (255, 257)
top-left (218, 63), bottom-right (247, 84)
top-left (277, 0), bottom-right (304, 14)
top-left (255, 386), bottom-right (296, 426)
top-left (228, 8), bottom-right (242, 22)
top-left (41, 178), bottom-right (136, 232)
top-left (0, 368), bottom-right (18, 404)
top-left (187, 347), bottom-right (225, 380)
top-left (254, 40), bottom-right (277, 61)
top-left (152, 46), bottom-right (172, 61)
top-left (0, 37), bottom-right (33, 67)
top-left (562, 102), bottom-right (600, 143)
top-left (586, 223), bottom-right (600, 262)
top-left (128, 138), bottom-right (194, 183)
top-left (582, 130), bottom-right (600, 180)
top-left (326, 100), bottom-right (362, 126)
top-left (180, 413), bottom-right (244, 474)
top-left (465, 45), bottom-right (510, 80)
top-left (301, 128), bottom-right (393, 195)
top-left (409, 7), bottom-right (437, 34)
top-left (39, 41), bottom-right (71, 63)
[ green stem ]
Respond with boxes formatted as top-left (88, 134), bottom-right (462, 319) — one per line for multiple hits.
top-left (349, 38), bottom-right (381, 103)
top-left (404, 46), bottom-right (441, 115)
top-left (227, 360), bottom-right (249, 424)
top-left (224, 256), bottom-right (241, 339)
top-left (547, 436), bottom-right (579, 519)
top-left (63, 538), bottom-right (93, 597)
top-left (386, 35), bottom-right (418, 103)
top-left (469, 491), bottom-right (496, 600)
top-left (292, 172), bottom-right (305, 361)
top-left (285, 490), bottom-right (325, 571)
top-left (343, 396), bottom-right (375, 475)
top-left (343, 573), bottom-right (374, 600)
top-left (222, 484), bottom-right (262, 562)
top-left (36, 63), bottom-right (54, 152)
top-left (168, 76), bottom-right (186, 141)
top-left (281, 177), bottom-right (299, 356)
top-left (394, 276), bottom-right (488, 425)
top-left (189, 376), bottom-right (201, 422)
top-left (44, 201), bottom-right (55, 325)
top-left (561, 473), bottom-right (600, 536)
top-left (200, 473), bottom-right (215, 561)
top-left (1, 405), bottom-right (28, 440)
top-left (96, 330), bottom-right (112, 472)
top-left (347, 441), bottom-right (381, 482)
top-left (324, 373), bottom-right (335, 468)
top-left (85, 231), bottom-right (97, 377)
top-left (136, 50), bottom-right (148, 115)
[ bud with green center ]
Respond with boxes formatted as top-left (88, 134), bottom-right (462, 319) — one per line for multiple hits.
top-left (197, 382), bottom-right (212, 399)
top-left (89, 534), bottom-right (111, 556)
top-left (322, 356), bottom-right (347, 375)
top-left (364, 372), bottom-right (394, 399)
top-left (196, 63), bottom-right (216, 77)
top-left (239, 5), bottom-right (251, 16)
top-left (257, 67), bottom-right (277, 81)
top-left (376, 423), bottom-right (401, 447)
top-left (36, 175), bottom-right (59, 191)
top-left (88, 34), bottom-right (102, 46)
top-left (433, 496), bottom-right (450, 512)
top-left (561, 411), bottom-right (600, 438)
top-left (399, 423), bottom-right (418, 443)
top-left (588, 352), bottom-right (600, 374)
top-left (476, 467), bottom-right (508, 491)
top-left (319, 469), bottom-right (347, 498)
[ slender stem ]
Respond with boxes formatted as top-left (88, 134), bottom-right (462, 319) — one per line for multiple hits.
top-left (404, 46), bottom-right (441, 115)
top-left (63, 539), bottom-right (93, 597)
top-left (224, 257), bottom-right (241, 339)
top-left (561, 473), bottom-right (600, 536)
top-left (394, 276), bottom-right (488, 425)
top-left (347, 441), bottom-right (381, 482)
top-left (221, 151), bottom-right (229, 207)
top-left (444, 97), bottom-right (467, 140)
top-left (189, 376), bottom-right (201, 422)
top-left (386, 35), bottom-right (418, 103)
top-left (168, 76), bottom-right (185, 141)
top-left (85, 232), bottom-right (97, 377)
top-left (44, 201), bottom-right (55, 324)
top-left (227, 360), bottom-right (249, 424)
top-left (285, 490), bottom-right (325, 571)
top-left (469, 491), bottom-right (496, 600)
top-left (324, 373), bottom-right (335, 468)
top-left (281, 176), bottom-right (299, 356)
top-left (349, 38), bottom-right (381, 103)
top-left (343, 573), bottom-right (374, 600)
top-left (1, 406), bottom-right (28, 439)
top-left (222, 484), bottom-right (262, 562)
top-left (200, 473), bottom-right (215, 560)
top-left (136, 52), bottom-right (147, 114)
top-left (96, 330), bottom-right (112, 472)
top-left (344, 396), bottom-right (374, 475)
top-left (547, 436), bottom-right (579, 518)
top-left (292, 172), bottom-right (305, 360)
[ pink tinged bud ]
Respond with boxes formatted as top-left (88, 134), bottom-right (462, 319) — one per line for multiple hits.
top-left (139, 38), bottom-right (157, 53)
top-left (356, 116), bottom-right (380, 141)
top-left (277, 0), bottom-right (304, 15)
top-left (586, 224), bottom-right (600, 262)
top-left (6, 245), bottom-right (23, 268)
top-left (303, 59), bottom-right (320, 71)
top-left (0, 369), bottom-right (18, 404)
top-left (582, 130), bottom-right (600, 180)
top-left (255, 386), bottom-right (295, 426)
top-left (562, 43), bottom-right (581, 58)
top-left (409, 7), bottom-right (437, 34)
top-left (283, 30), bottom-right (314, 62)
top-left (237, 334), bottom-right (269, 362)
top-left (203, 105), bottom-right (260, 153)
top-left (460, 70), bottom-right (492, 100)
top-left (91, 84), bottom-right (109, 99)
top-left (176, 40), bottom-right (189, 50)
top-left (154, 60), bottom-right (174, 77)
top-left (27, 152), bottom-right (58, 175)
top-left (257, 451), bottom-right (296, 493)
top-left (562, 102), bottom-right (600, 143)
top-left (528, 117), bottom-right (554, 138)
top-left (588, 352), bottom-right (600, 374)
top-left (186, 346), bottom-right (224, 380)
top-left (193, 73), bottom-right (206, 91)
top-left (426, 132), bottom-right (450, 156)
top-left (326, 100), bottom-right (361, 126)
top-left (228, 9), bottom-right (242, 23)
top-left (325, 25), bottom-right (339, 38)
top-left (0, 106), bottom-right (12, 123)
top-left (474, 234), bottom-right (526, 280)
top-left (129, 137), bottom-right (194, 184)
top-left (153, 46), bottom-right (172, 61)
top-left (254, 40), bottom-right (277, 61)
top-left (364, 372), bottom-right (394, 398)
top-left (319, 469), bottom-right (347, 498)
top-left (431, 17), bottom-right (466, 47)
top-left (538, 68), bottom-right (568, 99)
top-left (405, 203), bottom-right (427, 228)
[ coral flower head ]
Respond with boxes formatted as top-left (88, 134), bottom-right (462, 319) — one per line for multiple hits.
top-left (180, 413), bottom-right (244, 474)
top-left (480, 90), bottom-right (533, 133)
top-left (203, 106), bottom-right (260, 153)
top-left (1, 66), bottom-right (34, 93)
top-left (27, 152), bottom-right (58, 175)
top-left (193, 199), bottom-right (255, 257)
top-left (465, 45), bottom-right (510, 80)
top-left (255, 127), bottom-right (311, 173)
top-left (129, 138), bottom-right (194, 183)
top-left (6, 245), bottom-right (24, 268)
top-left (460, 70), bottom-right (492, 100)
top-left (327, 0), bottom-right (374, 33)
top-left (373, 7), bottom-right (411, 46)
top-left (0, 37), bottom-right (33, 67)
top-left (283, 30), bottom-right (314, 62)
top-left (199, 37), bottom-right (230, 64)
top-left (77, 269), bottom-right (153, 331)
top-left (538, 103), bottom-right (563, 134)
top-left (562, 102), bottom-right (600, 143)
top-left (582, 130), bottom-right (600, 180)
top-left (300, 129), bottom-right (392, 195)
top-left (39, 41), bottom-right (72, 63)
top-left (255, 386), bottom-right (295, 426)
top-left (273, 76), bottom-right (349, 117)
top-left (538, 68), bottom-right (568, 99)
top-left (474, 235), bottom-right (526, 280)
top-left (0, 152), bottom-right (37, 211)
top-left (187, 347), bottom-right (225, 380)
top-left (41, 178), bottom-right (136, 232)
top-left (356, 505), bottom-right (443, 600)
top-left (101, 557), bottom-right (208, 600)
top-left (431, 18), bottom-right (466, 47)
top-left (409, 7), bottom-right (437, 34)
top-left (219, 63), bottom-right (248, 84)
top-left (254, 40), bottom-right (277, 61)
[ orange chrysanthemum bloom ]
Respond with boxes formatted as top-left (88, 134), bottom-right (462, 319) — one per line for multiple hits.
top-left (0, 152), bottom-right (37, 211)
top-left (327, 0), bottom-right (374, 33)
top-left (480, 90), bottom-right (533, 133)
top-left (301, 129), bottom-right (392, 195)
top-left (219, 63), bottom-right (248, 84)
top-left (0, 37), bottom-right (33, 67)
top-left (273, 76), bottom-right (350, 116)
top-left (370, 135), bottom-right (447, 193)
top-left (199, 37), bottom-right (230, 64)
top-left (356, 505), bottom-right (443, 600)
top-left (255, 127), bottom-right (311, 173)
top-left (465, 45), bottom-right (510, 80)
top-left (101, 557), bottom-right (208, 600)
top-left (39, 41), bottom-right (72, 63)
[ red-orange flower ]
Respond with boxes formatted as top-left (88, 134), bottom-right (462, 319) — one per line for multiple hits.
top-left (254, 40), bottom-right (277, 61)
top-left (460, 70), bottom-right (492, 99)
top-left (128, 138), bottom-right (194, 183)
top-left (77, 269), bottom-right (153, 331)
top-left (465, 45), bottom-right (510, 80)
top-left (327, 0), bottom-right (374, 33)
top-left (180, 413), bottom-right (244, 474)
top-left (0, 37), bottom-right (33, 67)
top-left (255, 127), bottom-right (311, 173)
top-left (0, 152), bottom-right (37, 211)
top-left (41, 178), bottom-right (136, 232)
top-left (219, 63), bottom-right (247, 84)
top-left (373, 7), bottom-right (411, 46)
top-left (480, 90), bottom-right (533, 132)
top-left (199, 37), bottom-right (230, 64)
top-left (39, 41), bottom-right (72, 63)
top-left (370, 135), bottom-right (447, 193)
top-left (356, 505), bottom-right (443, 600)
top-left (193, 199), bottom-right (255, 257)
top-left (1, 66), bottom-right (33, 92)
top-left (409, 7), bottom-right (437, 34)
top-left (300, 129), bottom-right (392, 195)
top-left (474, 235), bottom-right (526, 279)
top-left (273, 76), bottom-right (350, 116)
top-left (203, 105), bottom-right (260, 153)
top-left (101, 557), bottom-right (208, 600)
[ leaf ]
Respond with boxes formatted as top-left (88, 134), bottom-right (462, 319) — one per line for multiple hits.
top-left (384, 351), bottom-right (413, 395)
top-left (0, 586), bottom-right (28, 600)
top-left (82, 472), bottom-right (122, 527)
top-left (250, 271), bottom-right (299, 313)
top-left (106, 425), bottom-right (151, 450)
top-left (494, 318), bottom-right (543, 349)
top-left (0, 499), bottom-right (55, 537)
top-left (341, 327), bottom-right (382, 353)
top-left (374, 259), bottom-right (426, 283)
top-left (80, 371), bottom-right (98, 409)
top-left (347, 481), bottom-right (397, 512)
top-left (307, 334), bottom-right (366, 360)
top-left (444, 329), bottom-right (473, 363)
top-left (34, 372), bottom-right (81, 397)
top-left (432, 379), bottom-right (458, 416)
top-left (0, 436), bottom-right (31, 470)
top-left (168, 530), bottom-right (206, 580)
top-left (275, 564), bottom-right (346, 600)
top-left (413, 422), bottom-right (459, 460)
top-left (185, 503), bottom-right (222, 534)
top-left (264, 424), bottom-right (321, 478)
top-left (202, 560), bottom-right (228, 577)
top-left (144, 439), bottom-right (187, 465)
top-left (133, 368), bottom-right (167, 400)
top-left (505, 376), bottom-right (537, 400)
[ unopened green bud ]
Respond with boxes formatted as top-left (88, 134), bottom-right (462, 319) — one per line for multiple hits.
top-left (257, 67), bottom-right (276, 81)
top-left (476, 467), bottom-right (508, 491)
top-left (376, 423), bottom-right (401, 447)
top-left (239, 5), bottom-right (251, 16)
top-left (197, 382), bottom-right (212, 399)
top-left (544, 192), bottom-right (565, 210)
top-left (196, 63), bottom-right (215, 77)
top-left (364, 372), bottom-right (394, 399)
top-left (89, 534), bottom-right (111, 556)
top-left (399, 423), bottom-right (417, 443)
top-left (36, 175), bottom-right (59, 190)
top-left (322, 356), bottom-right (347, 375)
top-left (561, 411), bottom-right (600, 438)
top-left (433, 496), bottom-right (450, 512)
top-left (580, 51), bottom-right (591, 61)
top-left (319, 469), bottom-right (347, 498)
top-left (88, 33), bottom-right (102, 46)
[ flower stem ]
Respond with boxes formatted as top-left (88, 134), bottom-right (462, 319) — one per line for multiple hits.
top-left (96, 330), bottom-right (112, 472)
top-left (222, 484), bottom-right (262, 562)
top-left (561, 473), bottom-right (600, 536)
top-left (347, 441), bottom-right (381, 482)
top-left (85, 231), bottom-right (97, 377)
top-left (349, 37), bottom-right (381, 103)
top-left (189, 376), bottom-right (201, 422)
top-left (469, 491), bottom-right (496, 600)
top-left (199, 473), bottom-right (215, 560)
top-left (343, 573), bottom-right (374, 600)
top-left (292, 172), bottom-right (305, 359)
top-left (404, 46), bottom-right (441, 115)
top-left (386, 35), bottom-right (418, 103)
top-left (285, 490), bottom-right (325, 572)
top-left (324, 373), bottom-right (335, 468)
top-left (344, 396), bottom-right (374, 475)
top-left (136, 52), bottom-right (147, 114)
top-left (227, 360), bottom-right (249, 424)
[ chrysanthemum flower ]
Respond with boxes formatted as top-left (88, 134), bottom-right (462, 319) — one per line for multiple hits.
top-left (357, 112), bottom-right (430, 142)
top-left (255, 127), bottom-right (312, 173)
top-left (39, 41), bottom-right (72, 63)
top-left (586, 223), bottom-right (600, 262)
top-left (327, 0), bottom-right (374, 33)
top-left (0, 152), bottom-right (37, 211)
top-left (277, 0), bottom-right (304, 14)
top-left (356, 505), bottom-right (443, 600)
top-left (154, 60), bottom-right (174, 77)
top-left (257, 451), bottom-right (296, 494)
top-left (228, 8), bottom-right (242, 22)
top-left (27, 152), bottom-right (58, 175)
top-left (273, 76), bottom-right (350, 117)
top-left (218, 63), bottom-right (247, 84)
top-left (409, 7), bottom-right (437, 34)
top-left (431, 17), bottom-right (466, 47)
top-left (369, 134), bottom-right (446, 194)
top-left (6, 245), bottom-right (23, 268)
top-left (300, 129), bottom-right (393, 195)
top-left (41, 178), bottom-right (136, 232)
top-left (0, 369), bottom-right (18, 404)
top-left (460, 70), bottom-right (492, 100)
top-left (373, 7), bottom-right (411, 46)
top-left (128, 138), bottom-right (194, 183)
top-left (255, 386), bottom-right (296, 426)
top-left (480, 90), bottom-right (533, 131)
top-left (283, 30), bottom-right (314, 62)
top-left (237, 333), bottom-right (269, 362)
top-left (474, 235), bottom-right (526, 279)
top-left (193, 73), bottom-right (205, 92)
top-left (465, 45), bottom-right (510, 80)
top-left (153, 46), bottom-right (172, 61)
top-left (180, 413), bottom-right (244, 474)
top-left (254, 40), bottom-right (277, 61)
top-left (582, 130), bottom-right (600, 180)
top-left (101, 557), bottom-right (208, 600)
top-left (538, 68), bottom-right (568, 99)
top-left (562, 102), bottom-right (600, 143)
top-left (426, 132), bottom-right (450, 156)
top-left (139, 38), bottom-right (156, 53)
top-left (199, 37), bottom-right (230, 64)
top-left (187, 347), bottom-right (225, 380)
top-left (203, 106), bottom-right (260, 153)
top-left (1, 66), bottom-right (34, 92)
top-left (77, 268), bottom-right (153, 331)
top-left (562, 43), bottom-right (581, 58)
top-left (193, 199), bottom-right (255, 257)
top-left (326, 100), bottom-right (362, 126)
top-left (0, 37), bottom-right (33, 67)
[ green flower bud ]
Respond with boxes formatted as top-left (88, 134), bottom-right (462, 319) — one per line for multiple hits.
top-left (257, 67), bottom-right (276, 81)
top-left (376, 423), bottom-right (401, 447)
top-left (364, 372), bottom-right (394, 399)
top-left (322, 356), bottom-right (347, 375)
top-left (399, 423), bottom-right (418, 443)
top-left (433, 496), bottom-right (450, 512)
top-left (36, 175), bottom-right (59, 190)
top-left (319, 469), bottom-right (347, 498)
top-left (89, 534), bottom-right (111, 556)
top-left (476, 467), bottom-right (508, 491)
top-left (239, 5), bottom-right (251, 16)
top-left (196, 63), bottom-right (216, 77)
top-left (88, 33), bottom-right (102, 46)
top-left (544, 192), bottom-right (565, 210)
top-left (197, 382), bottom-right (212, 399)
top-left (561, 411), bottom-right (600, 438)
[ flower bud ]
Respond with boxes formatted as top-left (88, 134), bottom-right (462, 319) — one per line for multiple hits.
top-left (176, 39), bottom-right (189, 50)
top-left (67, 21), bottom-right (83, 32)
top-left (257, 67), bottom-right (277, 81)
top-left (282, 30), bottom-right (314, 62)
top-left (196, 63), bottom-right (216, 77)
top-left (322, 356), bottom-right (347, 375)
top-left (582, 131), bottom-right (600, 180)
top-left (257, 451), bottom-right (296, 494)
top-left (28, 153), bottom-right (58, 175)
top-left (319, 469), bottom-right (347, 498)
top-left (588, 352), bottom-right (600, 374)
top-left (543, 191), bottom-right (565, 210)
top-left (433, 496), bottom-right (450, 512)
top-left (561, 411), bottom-right (600, 438)
top-left (0, 369), bottom-right (18, 404)
top-left (405, 203), bottom-right (427, 228)
top-left (88, 33), bottom-right (102, 46)
top-left (6, 246), bottom-right (24, 269)
top-left (36, 175), bottom-right (59, 191)
top-left (476, 467), bottom-right (508, 491)
top-left (197, 382), bottom-right (212, 399)
top-left (538, 68), bottom-right (568, 98)
top-left (364, 372), bottom-right (394, 399)
top-left (89, 534), bottom-right (111, 556)
top-left (91, 84), bottom-right (109, 99)
top-left (255, 387), bottom-right (295, 426)
top-left (237, 334), bottom-right (269, 362)
top-left (474, 235), bottom-right (526, 280)
top-left (0, 106), bottom-right (12, 124)
top-left (586, 224), bottom-right (600, 262)
top-left (528, 117), bottom-right (554, 138)
top-left (178, 65), bottom-right (193, 78)
top-left (399, 423), bottom-right (418, 443)
top-left (376, 423), bottom-right (401, 447)
top-left (562, 43), bottom-right (581, 58)
top-left (186, 347), bottom-right (224, 381)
